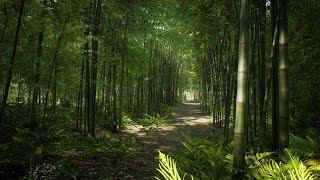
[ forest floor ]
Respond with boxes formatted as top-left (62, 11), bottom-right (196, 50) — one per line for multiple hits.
top-left (71, 103), bottom-right (213, 179)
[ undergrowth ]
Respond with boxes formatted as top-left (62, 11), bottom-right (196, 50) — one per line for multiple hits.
top-left (0, 110), bottom-right (138, 179)
top-left (137, 113), bottom-right (170, 131)
top-left (156, 133), bottom-right (320, 180)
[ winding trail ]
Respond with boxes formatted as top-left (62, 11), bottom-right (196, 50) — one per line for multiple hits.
top-left (74, 103), bottom-right (213, 179)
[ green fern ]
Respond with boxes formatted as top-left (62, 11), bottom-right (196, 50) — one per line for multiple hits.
top-left (305, 159), bottom-right (320, 172)
top-left (287, 162), bottom-right (314, 180)
top-left (289, 134), bottom-right (320, 158)
top-left (258, 159), bottom-right (288, 179)
top-left (179, 134), bottom-right (231, 179)
top-left (283, 149), bottom-right (315, 179)
top-left (245, 151), bottom-right (275, 179)
top-left (156, 151), bottom-right (191, 180)
top-left (248, 149), bottom-right (316, 179)
top-left (247, 151), bottom-right (275, 166)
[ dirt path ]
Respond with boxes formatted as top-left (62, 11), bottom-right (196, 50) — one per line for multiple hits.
top-left (73, 103), bottom-right (213, 179)
top-left (122, 103), bottom-right (213, 179)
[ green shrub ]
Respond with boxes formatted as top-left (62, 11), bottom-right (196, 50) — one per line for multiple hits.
top-left (138, 113), bottom-right (168, 130)
top-left (122, 114), bottom-right (134, 125)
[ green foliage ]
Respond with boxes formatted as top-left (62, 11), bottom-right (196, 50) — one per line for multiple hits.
top-left (305, 159), bottom-right (320, 173)
top-left (245, 151), bottom-right (276, 176)
top-left (138, 114), bottom-right (168, 131)
top-left (243, 151), bottom-right (279, 179)
top-left (250, 149), bottom-right (315, 179)
top-left (288, 0), bottom-right (320, 136)
top-left (26, 161), bottom-right (78, 180)
top-left (159, 103), bottom-right (173, 116)
top-left (289, 134), bottom-right (320, 178)
top-left (122, 114), bottom-right (134, 125)
top-left (155, 151), bottom-right (193, 180)
top-left (0, 127), bottom-right (54, 166)
top-left (59, 161), bottom-right (78, 180)
top-left (166, 134), bottom-right (320, 179)
top-left (155, 151), bottom-right (182, 180)
top-left (0, 114), bottom-right (138, 178)
top-left (55, 130), bottom-right (137, 159)
top-left (289, 134), bottom-right (320, 159)
top-left (177, 133), bottom-right (231, 180)
top-left (27, 162), bottom-right (59, 180)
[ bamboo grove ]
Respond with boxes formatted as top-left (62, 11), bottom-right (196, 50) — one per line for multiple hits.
top-left (1, 0), bottom-right (320, 178)
top-left (177, 0), bottom-right (290, 173)
top-left (0, 0), bottom-right (182, 136)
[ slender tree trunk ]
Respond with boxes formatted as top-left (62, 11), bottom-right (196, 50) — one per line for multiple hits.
top-left (271, 0), bottom-right (280, 151)
top-left (232, 0), bottom-right (240, 123)
top-left (101, 51), bottom-right (107, 124)
top-left (26, 85), bottom-right (31, 117)
top-left (112, 63), bottom-right (117, 133)
top-left (76, 48), bottom-right (85, 130)
top-left (259, 0), bottom-right (267, 150)
top-left (16, 79), bottom-right (22, 120)
top-left (136, 76), bottom-right (141, 114)
top-left (52, 57), bottom-right (58, 114)
top-left (88, 0), bottom-right (101, 137)
top-left (119, 12), bottom-right (129, 131)
top-left (224, 53), bottom-right (233, 145)
top-left (106, 63), bottom-right (112, 128)
top-left (0, 10), bottom-right (9, 46)
top-left (250, 6), bottom-right (257, 141)
top-left (31, 30), bottom-right (44, 130)
top-left (147, 39), bottom-right (153, 114)
top-left (233, 0), bottom-right (250, 178)
top-left (278, 0), bottom-right (289, 150)
top-left (43, 19), bottom-right (68, 117)
top-left (0, 0), bottom-right (25, 125)
top-left (84, 26), bottom-right (90, 132)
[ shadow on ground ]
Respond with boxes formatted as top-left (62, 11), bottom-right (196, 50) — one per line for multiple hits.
top-left (71, 103), bottom-right (213, 179)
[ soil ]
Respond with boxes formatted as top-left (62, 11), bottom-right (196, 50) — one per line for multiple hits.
top-left (70, 103), bottom-right (213, 179)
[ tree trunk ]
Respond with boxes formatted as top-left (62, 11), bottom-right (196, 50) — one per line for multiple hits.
top-left (112, 63), bottom-right (117, 133)
top-left (31, 30), bottom-right (44, 130)
top-left (84, 21), bottom-right (90, 132)
top-left (233, 0), bottom-right (250, 178)
top-left (76, 46), bottom-right (85, 130)
top-left (88, 0), bottom-right (102, 137)
top-left (43, 19), bottom-right (68, 117)
top-left (259, 0), bottom-right (267, 150)
top-left (52, 56), bottom-right (58, 114)
top-left (271, 0), bottom-right (279, 151)
top-left (0, 0), bottom-right (25, 125)
top-left (0, 10), bottom-right (9, 46)
top-left (278, 0), bottom-right (289, 150)
top-left (250, 6), bottom-right (257, 142)
top-left (119, 13), bottom-right (129, 131)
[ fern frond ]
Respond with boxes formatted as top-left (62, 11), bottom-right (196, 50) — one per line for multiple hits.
top-left (156, 151), bottom-right (182, 180)
top-left (288, 161), bottom-right (314, 180)
top-left (258, 159), bottom-right (287, 179)
top-left (282, 149), bottom-right (315, 180)
top-left (248, 151), bottom-right (274, 165)
top-left (290, 134), bottom-right (320, 158)
top-left (305, 159), bottom-right (320, 172)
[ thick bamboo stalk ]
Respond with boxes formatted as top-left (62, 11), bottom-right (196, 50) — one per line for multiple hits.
top-left (233, 0), bottom-right (250, 177)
